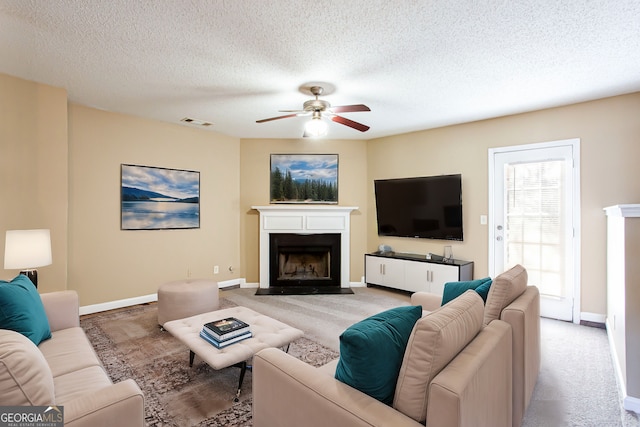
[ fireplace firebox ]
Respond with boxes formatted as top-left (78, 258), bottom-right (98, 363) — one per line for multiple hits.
top-left (269, 233), bottom-right (341, 288)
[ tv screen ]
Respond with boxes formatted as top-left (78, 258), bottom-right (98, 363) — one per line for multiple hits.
top-left (374, 174), bottom-right (463, 241)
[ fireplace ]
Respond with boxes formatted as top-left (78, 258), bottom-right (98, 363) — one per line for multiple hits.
top-left (269, 233), bottom-right (341, 288)
top-left (252, 205), bottom-right (357, 295)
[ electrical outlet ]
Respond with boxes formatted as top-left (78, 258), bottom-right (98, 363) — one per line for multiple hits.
top-left (480, 215), bottom-right (487, 225)
top-left (214, 265), bottom-right (219, 274)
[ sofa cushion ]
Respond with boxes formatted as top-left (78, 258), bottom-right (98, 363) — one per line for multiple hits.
top-left (393, 290), bottom-right (484, 423)
top-left (483, 264), bottom-right (528, 325)
top-left (441, 277), bottom-right (492, 305)
top-left (334, 305), bottom-right (422, 405)
top-left (0, 329), bottom-right (55, 405)
top-left (38, 327), bottom-right (103, 377)
top-left (53, 365), bottom-right (113, 404)
top-left (0, 275), bottom-right (52, 345)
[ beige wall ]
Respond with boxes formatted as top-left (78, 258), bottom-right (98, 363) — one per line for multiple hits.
top-left (0, 74), bottom-right (68, 292)
top-left (4, 71), bottom-right (640, 317)
top-left (367, 92), bottom-right (640, 316)
top-left (239, 139), bottom-right (368, 284)
top-left (67, 105), bottom-right (241, 305)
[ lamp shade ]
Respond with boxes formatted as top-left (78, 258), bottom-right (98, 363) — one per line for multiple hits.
top-left (4, 229), bottom-right (52, 270)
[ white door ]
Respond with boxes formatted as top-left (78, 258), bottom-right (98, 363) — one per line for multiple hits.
top-left (489, 139), bottom-right (580, 322)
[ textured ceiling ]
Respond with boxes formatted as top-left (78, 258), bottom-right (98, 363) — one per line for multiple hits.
top-left (1, 0), bottom-right (639, 140)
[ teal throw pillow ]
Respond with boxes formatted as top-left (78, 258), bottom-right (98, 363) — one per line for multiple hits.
top-left (0, 275), bottom-right (52, 345)
top-left (474, 279), bottom-right (493, 303)
top-left (441, 277), bottom-right (492, 305)
top-left (334, 305), bottom-right (422, 405)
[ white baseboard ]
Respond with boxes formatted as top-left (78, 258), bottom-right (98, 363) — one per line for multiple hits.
top-left (624, 396), bottom-right (640, 414)
top-left (605, 318), bottom-right (640, 414)
top-left (80, 293), bottom-right (158, 316)
top-left (581, 312), bottom-right (606, 324)
top-left (217, 278), bottom-right (246, 289)
top-left (80, 278), bottom-right (249, 314)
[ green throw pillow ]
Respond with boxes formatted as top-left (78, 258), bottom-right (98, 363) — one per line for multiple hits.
top-left (441, 277), bottom-right (492, 305)
top-left (0, 275), bottom-right (52, 345)
top-left (334, 305), bottom-right (422, 405)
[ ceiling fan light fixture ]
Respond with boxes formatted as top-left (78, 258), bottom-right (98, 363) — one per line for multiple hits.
top-left (304, 115), bottom-right (328, 137)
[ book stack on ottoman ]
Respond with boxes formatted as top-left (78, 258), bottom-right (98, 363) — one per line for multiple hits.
top-left (200, 317), bottom-right (252, 348)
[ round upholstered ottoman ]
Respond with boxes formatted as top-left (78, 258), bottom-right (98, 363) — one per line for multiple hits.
top-left (157, 279), bottom-right (219, 326)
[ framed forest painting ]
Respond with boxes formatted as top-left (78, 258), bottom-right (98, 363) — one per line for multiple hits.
top-left (121, 164), bottom-right (200, 230)
top-left (270, 154), bottom-right (338, 204)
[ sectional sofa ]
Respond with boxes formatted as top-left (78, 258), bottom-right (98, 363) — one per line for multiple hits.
top-left (253, 264), bottom-right (539, 427)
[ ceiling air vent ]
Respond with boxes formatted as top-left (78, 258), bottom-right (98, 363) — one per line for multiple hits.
top-left (180, 117), bottom-right (213, 127)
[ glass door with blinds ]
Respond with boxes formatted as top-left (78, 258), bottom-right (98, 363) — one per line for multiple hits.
top-left (489, 140), bottom-right (579, 322)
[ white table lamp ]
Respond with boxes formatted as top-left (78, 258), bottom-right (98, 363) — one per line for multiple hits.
top-left (4, 229), bottom-right (52, 288)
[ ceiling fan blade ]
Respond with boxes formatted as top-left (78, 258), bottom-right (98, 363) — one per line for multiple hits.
top-left (331, 115), bottom-right (370, 132)
top-left (256, 113), bottom-right (300, 123)
top-left (330, 104), bottom-right (370, 113)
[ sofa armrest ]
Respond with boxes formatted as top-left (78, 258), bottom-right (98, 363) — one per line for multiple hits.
top-left (501, 285), bottom-right (540, 426)
top-left (253, 348), bottom-right (423, 427)
top-left (428, 320), bottom-right (513, 427)
top-left (40, 291), bottom-right (80, 331)
top-left (62, 379), bottom-right (144, 427)
top-left (410, 292), bottom-right (441, 312)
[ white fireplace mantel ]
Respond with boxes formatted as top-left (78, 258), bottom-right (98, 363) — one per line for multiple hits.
top-left (252, 205), bottom-right (358, 288)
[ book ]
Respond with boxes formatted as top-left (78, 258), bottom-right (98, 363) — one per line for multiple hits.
top-left (203, 317), bottom-right (250, 340)
top-left (199, 329), bottom-right (252, 348)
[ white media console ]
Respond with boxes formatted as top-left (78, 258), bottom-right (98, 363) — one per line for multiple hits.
top-left (365, 252), bottom-right (474, 295)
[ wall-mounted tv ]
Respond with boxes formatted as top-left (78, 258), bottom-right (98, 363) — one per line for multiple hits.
top-left (374, 174), bottom-right (463, 241)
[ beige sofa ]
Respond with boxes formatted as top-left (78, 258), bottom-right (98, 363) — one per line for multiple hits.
top-left (253, 264), bottom-right (539, 427)
top-left (411, 264), bottom-right (540, 427)
top-left (0, 290), bottom-right (144, 427)
top-left (254, 290), bottom-right (514, 427)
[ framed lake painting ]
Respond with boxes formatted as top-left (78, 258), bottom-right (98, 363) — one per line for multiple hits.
top-left (121, 164), bottom-right (200, 230)
top-left (270, 154), bottom-right (338, 204)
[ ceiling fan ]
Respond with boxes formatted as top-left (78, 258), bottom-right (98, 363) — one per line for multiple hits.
top-left (256, 86), bottom-right (371, 137)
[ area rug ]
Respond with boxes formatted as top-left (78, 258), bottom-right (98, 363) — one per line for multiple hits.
top-left (80, 298), bottom-right (339, 427)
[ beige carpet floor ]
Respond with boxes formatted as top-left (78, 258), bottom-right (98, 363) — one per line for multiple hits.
top-left (221, 285), bottom-right (411, 352)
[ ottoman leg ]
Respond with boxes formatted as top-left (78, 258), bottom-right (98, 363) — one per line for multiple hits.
top-left (234, 361), bottom-right (250, 402)
top-left (190, 350), bottom-right (195, 367)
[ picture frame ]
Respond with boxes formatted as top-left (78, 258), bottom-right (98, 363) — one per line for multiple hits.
top-left (121, 164), bottom-right (200, 230)
top-left (270, 154), bottom-right (338, 204)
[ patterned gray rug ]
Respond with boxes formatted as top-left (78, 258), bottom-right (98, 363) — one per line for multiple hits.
top-left (81, 298), bottom-right (338, 427)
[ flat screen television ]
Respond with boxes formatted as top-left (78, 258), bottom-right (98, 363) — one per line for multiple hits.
top-left (374, 174), bottom-right (463, 241)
